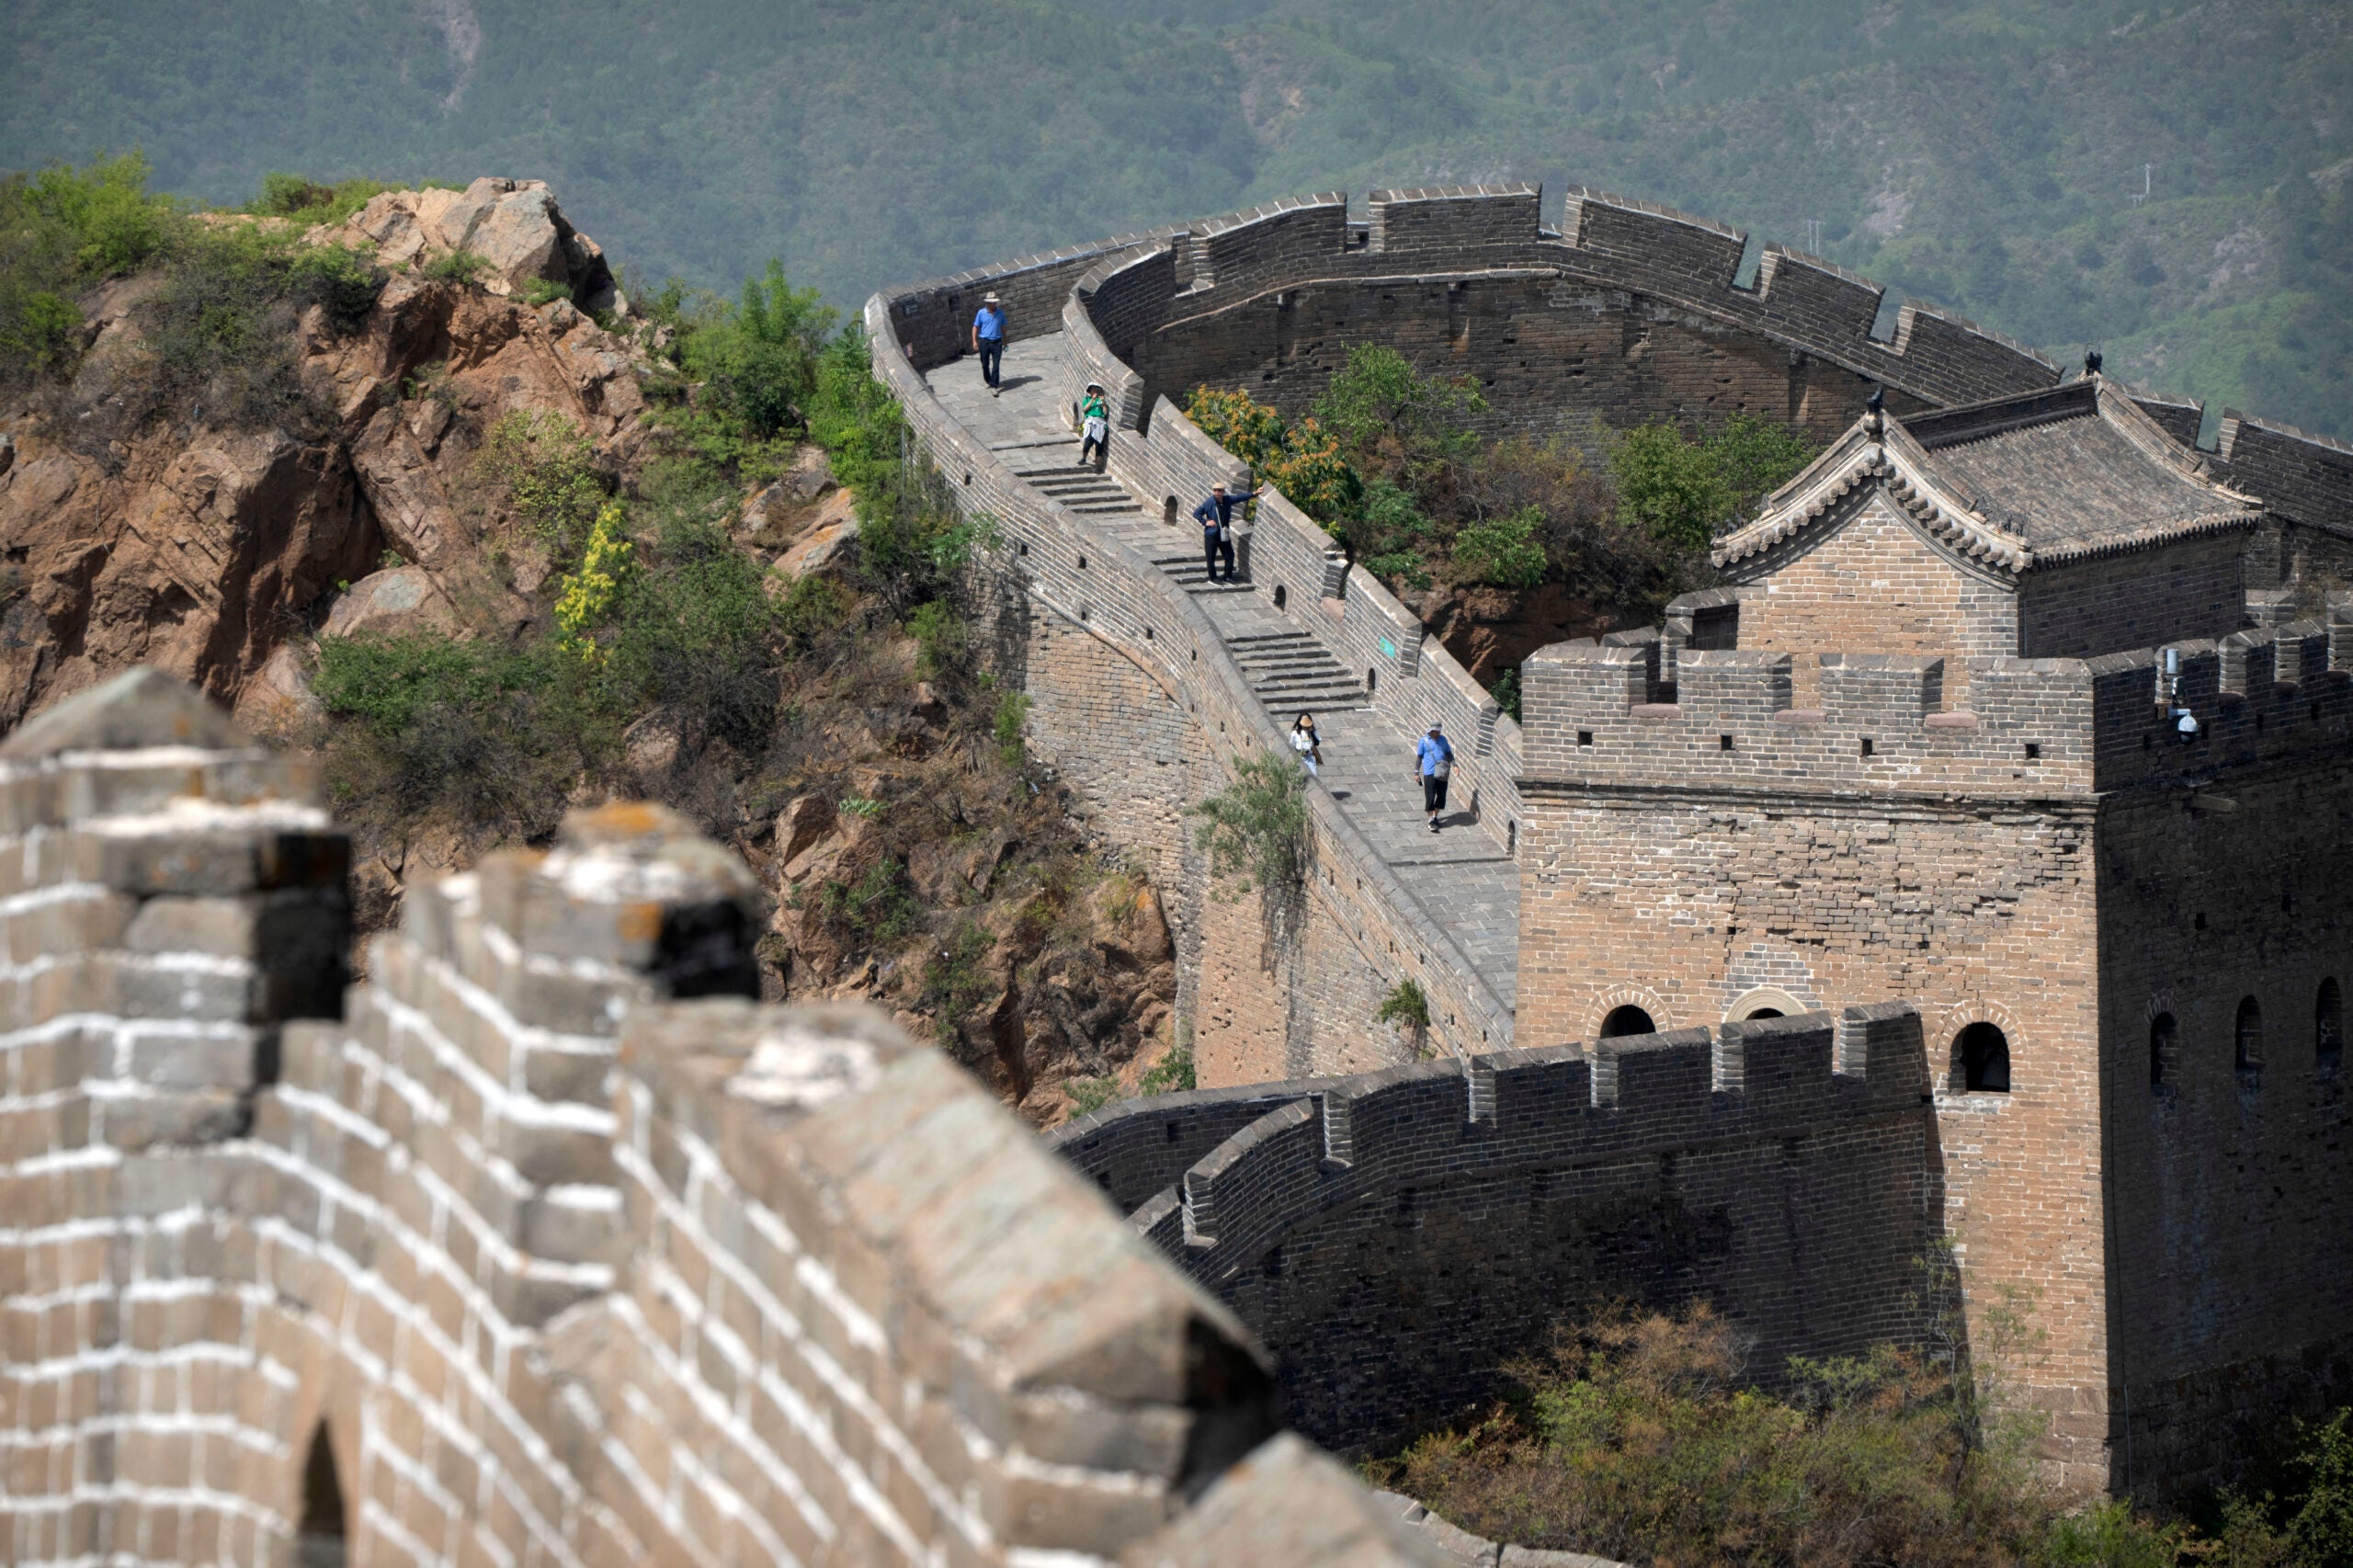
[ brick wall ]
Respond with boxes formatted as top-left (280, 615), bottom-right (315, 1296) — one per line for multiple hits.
top-left (1730, 492), bottom-right (2022, 679)
top-left (867, 293), bottom-right (1515, 1074)
top-left (1055, 1009), bottom-right (1938, 1457)
top-left (2018, 536), bottom-right (2245, 658)
top-left (2096, 755), bottom-right (2353, 1497)
top-left (0, 669), bottom-right (1500, 1565)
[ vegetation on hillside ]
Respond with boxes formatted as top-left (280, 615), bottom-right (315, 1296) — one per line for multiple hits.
top-left (0, 154), bottom-right (386, 437)
top-left (1375, 1296), bottom-right (2353, 1568)
top-left (1188, 345), bottom-right (1814, 628)
top-left (4, 2), bottom-right (2345, 433)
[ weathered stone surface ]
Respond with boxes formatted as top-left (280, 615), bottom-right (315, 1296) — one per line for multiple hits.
top-left (0, 666), bottom-right (246, 757)
top-left (768, 493), bottom-right (859, 581)
top-left (321, 565), bottom-right (457, 638)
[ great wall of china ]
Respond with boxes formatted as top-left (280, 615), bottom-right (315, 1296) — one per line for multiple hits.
top-left (1, 183), bottom-right (2348, 1562)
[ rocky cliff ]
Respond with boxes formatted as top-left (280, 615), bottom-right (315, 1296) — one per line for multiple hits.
top-left (0, 176), bottom-right (1177, 1124)
top-left (0, 177), bottom-right (647, 732)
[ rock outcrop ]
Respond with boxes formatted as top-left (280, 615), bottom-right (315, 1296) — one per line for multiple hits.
top-left (0, 182), bottom-right (654, 724)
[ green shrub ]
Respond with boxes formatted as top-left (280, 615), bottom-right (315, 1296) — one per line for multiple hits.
top-left (1137, 1044), bottom-right (1195, 1096)
top-left (1453, 506), bottom-right (1547, 587)
top-left (518, 278), bottom-right (573, 307)
top-left (919, 919), bottom-right (996, 1036)
top-left (1191, 752), bottom-right (1309, 896)
top-left (1611, 415), bottom-right (1818, 551)
top-left (806, 329), bottom-right (908, 496)
top-left (774, 573), bottom-right (849, 651)
top-left (993, 691), bottom-right (1031, 764)
top-left (424, 248), bottom-right (491, 285)
top-left (1313, 341), bottom-right (1484, 490)
top-left (24, 154), bottom-right (176, 276)
top-left (601, 476), bottom-right (782, 753)
top-left (2, 155), bottom-right (177, 390)
top-left (1611, 423), bottom-right (1733, 551)
top-left (810, 858), bottom-right (918, 943)
top-left (1488, 667), bottom-right (1521, 722)
top-left (906, 600), bottom-right (964, 676)
top-left (472, 410), bottom-right (608, 550)
top-left (1377, 979), bottom-right (1431, 1031)
top-left (1063, 1076), bottom-right (1122, 1117)
top-left (679, 257), bottom-right (838, 438)
top-left (313, 632), bottom-right (608, 845)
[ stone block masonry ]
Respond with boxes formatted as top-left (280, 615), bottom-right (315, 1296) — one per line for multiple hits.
top-left (1055, 1008), bottom-right (1938, 1458)
top-left (0, 669), bottom-right (1484, 1567)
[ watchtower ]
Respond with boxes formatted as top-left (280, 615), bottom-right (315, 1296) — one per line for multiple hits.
top-left (1514, 374), bottom-right (2353, 1495)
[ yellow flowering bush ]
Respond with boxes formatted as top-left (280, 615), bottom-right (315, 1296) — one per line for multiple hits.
top-left (555, 501), bottom-right (633, 662)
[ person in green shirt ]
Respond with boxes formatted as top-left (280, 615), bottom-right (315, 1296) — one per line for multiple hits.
top-left (1078, 381), bottom-right (1110, 469)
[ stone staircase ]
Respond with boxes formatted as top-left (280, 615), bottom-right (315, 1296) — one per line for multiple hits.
top-left (1229, 630), bottom-right (1369, 712)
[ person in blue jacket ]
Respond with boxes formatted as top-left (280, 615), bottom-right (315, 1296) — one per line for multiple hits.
top-left (972, 292), bottom-right (1006, 395)
top-left (1415, 722), bottom-right (1455, 833)
top-left (1189, 476), bottom-right (1257, 584)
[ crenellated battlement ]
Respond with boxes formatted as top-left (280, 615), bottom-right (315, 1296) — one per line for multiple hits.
top-left (1518, 609), bottom-right (2353, 799)
top-left (1052, 1006), bottom-right (1939, 1452)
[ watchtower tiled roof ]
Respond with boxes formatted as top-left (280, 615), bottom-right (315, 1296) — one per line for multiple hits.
top-left (1903, 380), bottom-right (2260, 562)
top-left (1714, 376), bottom-right (2262, 574)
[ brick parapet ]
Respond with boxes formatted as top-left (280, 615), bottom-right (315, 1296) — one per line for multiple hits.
top-left (1, 675), bottom-right (1408, 1566)
top-left (1060, 1008), bottom-right (1938, 1451)
top-left (1518, 625), bottom-right (2353, 800)
top-left (867, 294), bottom-right (1517, 1058)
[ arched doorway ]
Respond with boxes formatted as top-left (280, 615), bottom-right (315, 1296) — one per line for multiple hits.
top-left (2149, 1012), bottom-right (2177, 1089)
top-left (1956, 1021), bottom-right (2010, 1093)
top-left (1599, 1005), bottom-right (1656, 1039)
top-left (298, 1425), bottom-right (347, 1567)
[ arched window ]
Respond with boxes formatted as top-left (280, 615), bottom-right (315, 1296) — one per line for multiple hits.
top-left (1273, 584), bottom-right (1288, 609)
top-left (1746, 1007), bottom-right (1784, 1020)
top-left (1599, 1006), bottom-right (1655, 1039)
top-left (1957, 1022), bottom-right (2010, 1093)
top-left (2235, 995), bottom-right (2264, 1076)
top-left (2317, 979), bottom-right (2344, 1073)
top-left (298, 1425), bottom-right (347, 1566)
top-left (2149, 1012), bottom-right (2177, 1090)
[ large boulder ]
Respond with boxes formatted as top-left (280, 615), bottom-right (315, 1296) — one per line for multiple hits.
top-left (322, 566), bottom-right (459, 639)
top-left (338, 178), bottom-right (617, 311)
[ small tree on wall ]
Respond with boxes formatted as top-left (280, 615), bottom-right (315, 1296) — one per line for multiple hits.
top-left (1191, 751), bottom-right (1309, 955)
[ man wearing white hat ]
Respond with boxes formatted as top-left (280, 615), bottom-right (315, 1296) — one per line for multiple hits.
top-left (1415, 721), bottom-right (1455, 834)
top-left (972, 292), bottom-right (1006, 396)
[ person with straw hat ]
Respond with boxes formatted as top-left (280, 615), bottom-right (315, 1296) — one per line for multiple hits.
top-left (972, 292), bottom-right (1006, 395)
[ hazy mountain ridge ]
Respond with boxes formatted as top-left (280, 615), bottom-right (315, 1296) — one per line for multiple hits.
top-left (4, 0), bottom-right (2346, 433)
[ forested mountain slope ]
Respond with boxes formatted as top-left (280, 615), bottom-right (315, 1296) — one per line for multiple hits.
top-left (4, 0), bottom-right (2347, 435)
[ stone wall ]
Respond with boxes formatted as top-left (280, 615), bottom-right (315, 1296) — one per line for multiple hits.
top-left (2096, 756), bottom-right (2353, 1497)
top-left (1052, 1008), bottom-right (1938, 1458)
top-left (865, 291), bottom-right (1515, 1079)
top-left (1509, 600), bottom-right (2353, 1494)
top-left (0, 669), bottom-right (1478, 1567)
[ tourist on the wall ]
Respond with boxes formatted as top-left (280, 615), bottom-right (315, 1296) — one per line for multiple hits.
top-left (1079, 381), bottom-right (1110, 468)
top-left (1416, 722), bottom-right (1455, 833)
top-left (1290, 712), bottom-right (1323, 778)
top-left (1190, 473), bottom-right (1256, 584)
top-left (972, 291), bottom-right (1006, 396)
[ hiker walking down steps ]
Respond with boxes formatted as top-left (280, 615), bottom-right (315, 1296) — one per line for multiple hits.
top-left (1290, 712), bottom-right (1323, 778)
top-left (1191, 473), bottom-right (1257, 585)
top-left (1416, 721), bottom-right (1455, 833)
top-left (972, 292), bottom-right (1006, 395)
top-left (1079, 381), bottom-right (1110, 468)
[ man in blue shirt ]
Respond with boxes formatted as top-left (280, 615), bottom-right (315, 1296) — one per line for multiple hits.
top-left (972, 292), bottom-right (1006, 397)
top-left (1189, 476), bottom-right (1257, 584)
top-left (1415, 722), bottom-right (1455, 833)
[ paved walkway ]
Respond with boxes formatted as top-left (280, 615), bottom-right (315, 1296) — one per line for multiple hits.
top-left (929, 338), bottom-right (1519, 1013)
